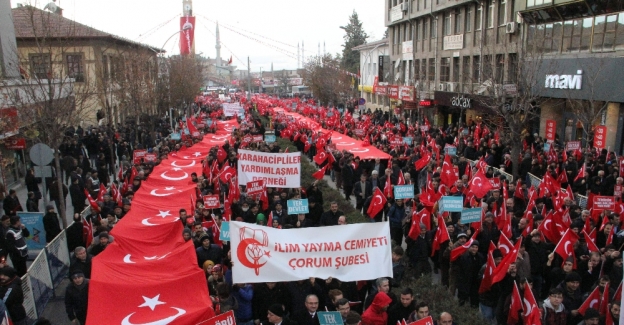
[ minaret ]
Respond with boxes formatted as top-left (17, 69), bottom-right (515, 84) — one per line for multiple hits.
top-left (323, 42), bottom-right (326, 56)
top-left (215, 21), bottom-right (222, 67)
top-left (297, 43), bottom-right (300, 69)
top-left (318, 42), bottom-right (320, 57)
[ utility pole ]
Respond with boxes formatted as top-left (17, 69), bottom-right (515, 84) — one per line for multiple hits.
top-left (247, 56), bottom-right (251, 100)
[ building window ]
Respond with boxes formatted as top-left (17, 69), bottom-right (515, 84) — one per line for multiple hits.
top-left (476, 5), bottom-right (483, 30)
top-left (542, 23), bottom-right (554, 53)
top-left (462, 56), bottom-right (471, 84)
top-left (424, 18), bottom-right (429, 39)
top-left (428, 58), bottom-right (435, 81)
top-left (30, 54), bottom-right (51, 79)
top-left (594, 14), bottom-right (618, 52)
top-left (495, 54), bottom-right (504, 82)
top-left (498, 0), bottom-right (507, 26)
top-left (453, 57), bottom-right (460, 82)
top-left (526, 0), bottom-right (552, 7)
top-left (508, 53), bottom-right (518, 82)
top-left (440, 58), bottom-right (450, 82)
top-left (487, 0), bottom-right (495, 28)
top-left (466, 6), bottom-right (472, 32)
top-left (66, 54), bottom-right (85, 82)
top-left (455, 8), bottom-right (462, 34)
top-left (616, 14), bottom-right (624, 50)
top-left (414, 59), bottom-right (420, 80)
top-left (101, 55), bottom-right (110, 79)
top-left (444, 11), bottom-right (452, 36)
top-left (473, 56), bottom-right (480, 82)
top-left (431, 18), bottom-right (437, 38)
top-left (424, 0), bottom-right (427, 9)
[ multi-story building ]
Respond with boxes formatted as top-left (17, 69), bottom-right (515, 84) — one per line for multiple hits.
top-left (383, 0), bottom-right (624, 151)
top-left (518, 0), bottom-right (624, 152)
top-left (385, 0), bottom-right (522, 126)
top-left (353, 38), bottom-right (390, 112)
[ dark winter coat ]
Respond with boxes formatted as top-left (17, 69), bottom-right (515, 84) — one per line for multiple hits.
top-left (0, 277), bottom-right (26, 322)
top-left (43, 211), bottom-right (62, 243)
top-left (65, 279), bottom-right (89, 324)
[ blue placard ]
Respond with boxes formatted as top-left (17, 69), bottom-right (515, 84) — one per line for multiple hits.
top-left (403, 137), bottom-right (413, 145)
top-left (544, 142), bottom-right (551, 152)
top-left (287, 199), bottom-right (309, 214)
top-left (183, 128), bottom-right (190, 135)
top-left (394, 184), bottom-right (414, 199)
top-left (318, 312), bottom-right (343, 325)
top-left (338, 108), bottom-right (344, 114)
top-left (170, 133), bottom-right (181, 141)
top-left (445, 146), bottom-right (457, 156)
top-left (358, 98), bottom-right (366, 105)
top-left (265, 134), bottom-right (276, 143)
top-left (460, 208), bottom-right (483, 224)
top-left (17, 212), bottom-right (46, 250)
top-left (440, 196), bottom-right (463, 212)
top-left (219, 222), bottom-right (230, 241)
top-left (206, 119), bottom-right (213, 126)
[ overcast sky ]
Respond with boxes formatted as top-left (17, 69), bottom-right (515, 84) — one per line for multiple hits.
top-left (13, 0), bottom-right (387, 72)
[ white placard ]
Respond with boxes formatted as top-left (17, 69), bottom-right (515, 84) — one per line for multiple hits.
top-left (237, 149), bottom-right (301, 188)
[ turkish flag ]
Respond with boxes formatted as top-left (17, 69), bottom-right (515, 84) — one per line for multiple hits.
top-left (414, 152), bottom-right (431, 171)
top-left (219, 165), bottom-right (236, 184)
top-left (575, 163), bottom-right (586, 182)
top-left (84, 189), bottom-right (100, 213)
top-left (187, 119), bottom-right (200, 138)
top-left (522, 282), bottom-right (541, 325)
top-left (383, 176), bottom-right (393, 199)
top-left (313, 150), bottom-right (328, 165)
top-left (88, 242), bottom-right (214, 324)
top-left (406, 316), bottom-right (433, 325)
top-left (229, 177), bottom-right (240, 202)
top-left (133, 183), bottom-right (197, 205)
top-left (217, 146), bottom-right (227, 163)
top-left (149, 167), bottom-right (194, 185)
top-left (82, 216), bottom-right (93, 247)
top-left (97, 183), bottom-right (107, 202)
top-left (441, 154), bottom-right (458, 187)
top-left (367, 188), bottom-right (387, 218)
top-left (491, 238), bottom-right (521, 284)
top-left (508, 281), bottom-right (523, 325)
top-left (450, 229), bottom-right (480, 262)
top-left (578, 286), bottom-right (601, 316)
top-left (397, 170), bottom-right (405, 185)
top-left (408, 209), bottom-right (431, 240)
top-left (469, 168), bottom-right (494, 199)
top-left (497, 234), bottom-right (514, 256)
top-left (312, 165), bottom-right (328, 180)
top-left (554, 229), bottom-right (579, 268)
top-left (431, 215), bottom-right (450, 256)
top-left (538, 213), bottom-right (560, 244)
top-left (583, 230), bottom-right (600, 253)
top-left (600, 282), bottom-right (610, 316)
top-left (478, 247), bottom-right (496, 294)
top-left (514, 179), bottom-right (525, 201)
top-left (557, 168), bottom-right (569, 184)
top-left (112, 203), bottom-right (186, 248)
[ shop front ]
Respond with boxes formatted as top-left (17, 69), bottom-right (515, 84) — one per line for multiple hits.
top-left (534, 57), bottom-right (624, 153)
top-left (433, 91), bottom-right (498, 128)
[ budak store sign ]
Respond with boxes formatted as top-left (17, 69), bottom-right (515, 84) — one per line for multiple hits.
top-left (237, 149), bottom-right (301, 188)
top-left (230, 221), bottom-right (392, 283)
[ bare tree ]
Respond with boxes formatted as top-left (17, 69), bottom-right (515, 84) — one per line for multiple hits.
top-left (167, 55), bottom-right (203, 116)
top-left (303, 54), bottom-right (352, 106)
top-left (3, 4), bottom-right (99, 226)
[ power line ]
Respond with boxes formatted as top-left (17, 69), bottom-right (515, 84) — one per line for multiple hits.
top-left (135, 14), bottom-right (180, 42)
top-left (198, 21), bottom-right (248, 70)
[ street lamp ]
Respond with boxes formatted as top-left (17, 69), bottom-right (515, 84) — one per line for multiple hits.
top-left (160, 25), bottom-right (192, 55)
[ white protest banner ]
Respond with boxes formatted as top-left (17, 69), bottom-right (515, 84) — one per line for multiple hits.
top-left (223, 103), bottom-right (245, 117)
top-left (237, 149), bottom-right (301, 187)
top-left (230, 221), bottom-right (392, 283)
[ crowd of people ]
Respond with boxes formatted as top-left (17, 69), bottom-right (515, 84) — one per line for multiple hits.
top-left (0, 93), bottom-right (622, 325)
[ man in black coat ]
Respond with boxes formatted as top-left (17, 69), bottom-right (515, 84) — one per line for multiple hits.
top-left (253, 283), bottom-right (292, 323)
top-left (456, 241), bottom-right (485, 308)
top-left (265, 303), bottom-right (297, 325)
top-left (387, 288), bottom-right (415, 325)
top-left (319, 202), bottom-right (344, 226)
top-left (43, 204), bottom-right (62, 243)
top-left (69, 246), bottom-right (93, 279)
top-left (353, 175), bottom-right (372, 211)
top-left (196, 234), bottom-right (223, 266)
top-left (0, 267), bottom-right (26, 324)
top-left (65, 270), bottom-right (89, 325)
top-left (342, 158), bottom-right (355, 201)
top-left (291, 294), bottom-right (321, 325)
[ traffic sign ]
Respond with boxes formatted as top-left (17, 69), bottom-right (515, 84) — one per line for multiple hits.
top-left (29, 143), bottom-right (54, 166)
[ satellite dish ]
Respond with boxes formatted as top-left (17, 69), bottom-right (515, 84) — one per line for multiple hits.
top-left (44, 1), bottom-right (57, 12)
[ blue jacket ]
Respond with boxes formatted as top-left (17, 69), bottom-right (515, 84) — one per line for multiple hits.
top-left (387, 204), bottom-right (405, 228)
top-left (232, 284), bottom-right (253, 321)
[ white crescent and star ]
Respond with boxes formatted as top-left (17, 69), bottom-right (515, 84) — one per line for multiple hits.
top-left (170, 161), bottom-right (196, 168)
top-left (350, 148), bottom-right (370, 153)
top-left (124, 253), bottom-right (171, 264)
top-left (499, 244), bottom-right (510, 255)
top-left (337, 142), bottom-right (355, 146)
top-left (121, 294), bottom-right (186, 325)
top-left (563, 241), bottom-right (572, 255)
top-left (471, 176), bottom-right (483, 187)
top-left (141, 217), bottom-right (179, 227)
top-left (160, 168), bottom-right (189, 181)
top-left (523, 298), bottom-right (533, 317)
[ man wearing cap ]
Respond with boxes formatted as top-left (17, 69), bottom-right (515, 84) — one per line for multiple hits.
top-left (265, 303), bottom-right (296, 325)
top-left (457, 239), bottom-right (484, 308)
top-left (578, 308), bottom-right (599, 325)
top-left (43, 204), bottom-right (61, 243)
top-left (89, 232), bottom-right (111, 257)
top-left (5, 215), bottom-right (29, 277)
top-left (65, 270), bottom-right (89, 325)
top-left (196, 233), bottom-right (223, 267)
top-left (556, 271), bottom-right (583, 324)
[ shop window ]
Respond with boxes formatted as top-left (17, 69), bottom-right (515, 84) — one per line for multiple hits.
top-left (585, 0), bottom-right (624, 16)
top-left (593, 15), bottom-right (606, 52)
top-left (542, 23), bottom-right (554, 53)
top-left (440, 58), bottom-right (450, 82)
top-left (601, 14), bottom-right (618, 51)
top-left (580, 17), bottom-right (592, 52)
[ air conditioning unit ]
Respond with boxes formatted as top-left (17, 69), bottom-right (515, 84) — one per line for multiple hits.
top-left (401, 2), bottom-right (408, 12)
top-left (438, 83), bottom-right (446, 91)
top-left (506, 22), bottom-right (517, 34)
top-left (447, 82), bottom-right (456, 92)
